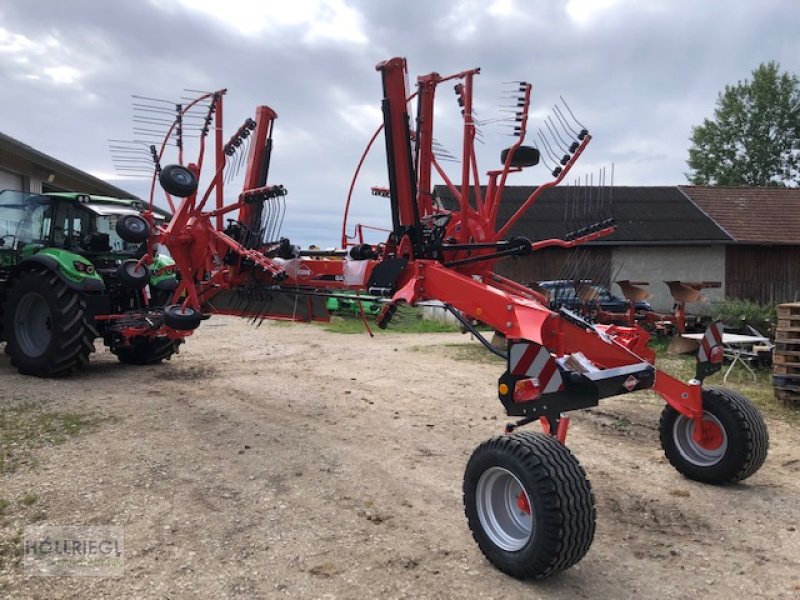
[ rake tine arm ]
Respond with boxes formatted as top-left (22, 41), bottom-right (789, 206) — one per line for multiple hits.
top-left (494, 134), bottom-right (591, 241)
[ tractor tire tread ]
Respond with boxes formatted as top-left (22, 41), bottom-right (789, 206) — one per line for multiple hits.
top-left (2, 266), bottom-right (95, 377)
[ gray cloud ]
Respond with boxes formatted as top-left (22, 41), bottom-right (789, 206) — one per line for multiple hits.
top-left (2, 0), bottom-right (798, 246)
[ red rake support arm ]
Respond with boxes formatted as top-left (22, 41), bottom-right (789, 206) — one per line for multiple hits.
top-left (493, 134), bottom-right (592, 241)
top-left (390, 261), bottom-right (703, 419)
top-left (376, 57), bottom-right (418, 233)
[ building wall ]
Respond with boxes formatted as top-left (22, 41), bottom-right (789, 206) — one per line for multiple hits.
top-left (1, 149), bottom-right (111, 196)
top-left (726, 245), bottom-right (800, 305)
top-left (0, 166), bottom-right (25, 191)
top-left (611, 245), bottom-right (726, 312)
top-left (495, 247), bottom-right (612, 288)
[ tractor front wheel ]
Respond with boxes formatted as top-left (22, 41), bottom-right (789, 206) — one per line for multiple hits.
top-left (463, 431), bottom-right (596, 579)
top-left (112, 336), bottom-right (182, 365)
top-left (659, 387), bottom-right (768, 484)
top-left (2, 268), bottom-right (95, 377)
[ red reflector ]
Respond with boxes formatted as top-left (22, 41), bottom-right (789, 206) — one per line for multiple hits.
top-left (513, 378), bottom-right (542, 403)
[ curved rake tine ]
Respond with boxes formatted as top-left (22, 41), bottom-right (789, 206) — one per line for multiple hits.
top-left (531, 140), bottom-right (553, 171)
top-left (549, 115), bottom-right (576, 154)
top-left (554, 105), bottom-right (580, 139)
top-left (537, 130), bottom-right (560, 165)
top-left (560, 96), bottom-right (588, 137)
top-left (545, 118), bottom-right (569, 154)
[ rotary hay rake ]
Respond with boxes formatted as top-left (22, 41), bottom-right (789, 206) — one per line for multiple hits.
top-left (115, 57), bottom-right (768, 580)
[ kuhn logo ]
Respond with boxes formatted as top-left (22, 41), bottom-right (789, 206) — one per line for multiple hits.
top-left (623, 375), bottom-right (638, 392)
top-left (297, 265), bottom-right (312, 279)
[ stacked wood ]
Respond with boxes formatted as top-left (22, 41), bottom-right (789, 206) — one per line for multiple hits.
top-left (774, 302), bottom-right (800, 407)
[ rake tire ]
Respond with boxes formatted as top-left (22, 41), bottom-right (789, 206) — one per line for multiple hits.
top-left (164, 304), bottom-right (202, 331)
top-left (112, 336), bottom-right (181, 365)
top-left (659, 387), bottom-right (768, 484)
top-left (463, 431), bottom-right (596, 579)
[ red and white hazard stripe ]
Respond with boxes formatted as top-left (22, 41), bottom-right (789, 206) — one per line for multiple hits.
top-left (698, 321), bottom-right (724, 364)
top-left (509, 342), bottom-right (564, 394)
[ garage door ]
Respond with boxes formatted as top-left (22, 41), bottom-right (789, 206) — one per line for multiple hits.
top-left (0, 167), bottom-right (23, 191)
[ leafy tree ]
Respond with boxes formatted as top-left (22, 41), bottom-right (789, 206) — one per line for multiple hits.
top-left (686, 61), bottom-right (800, 187)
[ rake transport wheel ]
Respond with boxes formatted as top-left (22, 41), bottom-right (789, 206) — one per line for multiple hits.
top-left (164, 304), bottom-right (202, 331)
top-left (463, 431), bottom-right (596, 579)
top-left (159, 164), bottom-right (199, 198)
top-left (2, 268), bottom-right (95, 377)
top-left (117, 260), bottom-right (151, 289)
top-left (659, 387), bottom-right (769, 484)
top-left (112, 336), bottom-right (182, 365)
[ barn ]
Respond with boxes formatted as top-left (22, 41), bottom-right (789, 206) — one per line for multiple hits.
top-left (0, 131), bottom-right (134, 198)
top-left (434, 185), bottom-right (800, 311)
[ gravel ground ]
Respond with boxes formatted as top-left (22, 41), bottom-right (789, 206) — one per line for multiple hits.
top-left (1, 316), bottom-right (799, 599)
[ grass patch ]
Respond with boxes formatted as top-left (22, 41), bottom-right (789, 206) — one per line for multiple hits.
top-left (0, 498), bottom-right (8, 516)
top-left (0, 405), bottom-right (98, 473)
top-left (429, 342), bottom-right (505, 365)
top-left (20, 494), bottom-right (38, 507)
top-left (321, 306), bottom-right (461, 335)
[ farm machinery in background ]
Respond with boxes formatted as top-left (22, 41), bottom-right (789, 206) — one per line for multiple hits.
top-left (539, 277), bottom-right (721, 345)
top-left (0, 57), bottom-right (768, 580)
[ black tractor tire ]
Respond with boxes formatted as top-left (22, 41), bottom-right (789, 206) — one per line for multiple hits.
top-left (659, 387), bottom-right (769, 484)
top-left (117, 260), bottom-right (151, 289)
top-left (159, 164), bottom-right (198, 198)
top-left (115, 214), bottom-right (151, 244)
top-left (463, 431), bottom-right (596, 580)
top-left (164, 304), bottom-right (202, 331)
top-left (112, 336), bottom-right (182, 365)
top-left (1, 268), bottom-right (96, 377)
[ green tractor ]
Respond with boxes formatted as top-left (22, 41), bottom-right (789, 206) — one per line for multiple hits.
top-left (0, 190), bottom-right (198, 377)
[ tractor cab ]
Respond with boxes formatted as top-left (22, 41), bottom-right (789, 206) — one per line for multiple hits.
top-left (42, 192), bottom-right (164, 258)
top-left (0, 190), bottom-right (160, 269)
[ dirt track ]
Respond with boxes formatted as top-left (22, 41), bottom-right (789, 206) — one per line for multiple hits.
top-left (1, 316), bottom-right (799, 599)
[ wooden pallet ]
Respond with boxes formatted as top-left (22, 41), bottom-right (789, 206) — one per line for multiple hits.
top-left (774, 373), bottom-right (800, 387)
top-left (776, 331), bottom-right (800, 343)
top-left (775, 363), bottom-right (800, 376)
top-left (774, 352), bottom-right (800, 364)
top-left (777, 302), bottom-right (800, 318)
top-left (774, 303), bottom-right (800, 407)
top-left (775, 388), bottom-right (800, 408)
top-left (774, 344), bottom-right (800, 356)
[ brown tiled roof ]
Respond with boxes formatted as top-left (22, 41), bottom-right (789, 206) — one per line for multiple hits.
top-left (680, 186), bottom-right (800, 244)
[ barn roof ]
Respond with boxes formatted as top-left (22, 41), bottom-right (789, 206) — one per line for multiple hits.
top-left (434, 185), bottom-right (732, 245)
top-left (679, 186), bottom-right (800, 244)
top-left (0, 130), bottom-right (137, 199)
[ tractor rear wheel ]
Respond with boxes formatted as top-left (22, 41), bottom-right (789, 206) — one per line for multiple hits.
top-left (659, 387), bottom-right (768, 484)
top-left (112, 336), bottom-right (182, 365)
top-left (2, 268), bottom-right (95, 377)
top-left (463, 431), bottom-right (596, 579)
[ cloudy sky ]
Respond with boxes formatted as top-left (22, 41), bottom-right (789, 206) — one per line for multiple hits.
top-left (1, 0), bottom-right (798, 247)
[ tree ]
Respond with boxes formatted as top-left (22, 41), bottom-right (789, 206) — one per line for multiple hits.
top-left (686, 61), bottom-right (800, 187)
